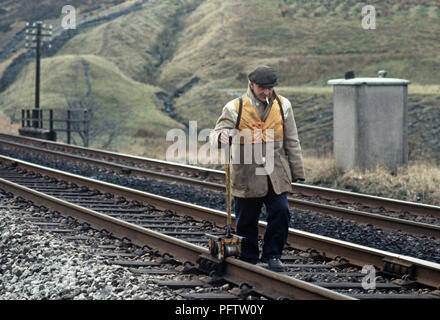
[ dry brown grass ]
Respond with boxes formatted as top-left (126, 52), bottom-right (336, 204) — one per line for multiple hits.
top-left (303, 152), bottom-right (340, 185)
top-left (132, 140), bottom-right (440, 206)
top-left (0, 111), bottom-right (20, 134)
top-left (304, 154), bottom-right (440, 206)
top-left (117, 137), bottom-right (169, 160)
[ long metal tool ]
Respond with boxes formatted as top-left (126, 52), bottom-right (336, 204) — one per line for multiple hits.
top-left (207, 134), bottom-right (243, 260)
top-left (225, 136), bottom-right (233, 237)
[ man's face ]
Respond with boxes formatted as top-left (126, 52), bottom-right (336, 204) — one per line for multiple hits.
top-left (250, 82), bottom-right (274, 103)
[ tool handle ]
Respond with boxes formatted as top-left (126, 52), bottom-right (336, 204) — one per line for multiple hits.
top-left (225, 161), bottom-right (232, 230)
top-left (225, 134), bottom-right (233, 236)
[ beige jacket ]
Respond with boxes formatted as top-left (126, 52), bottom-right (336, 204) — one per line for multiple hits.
top-left (210, 86), bottom-right (305, 198)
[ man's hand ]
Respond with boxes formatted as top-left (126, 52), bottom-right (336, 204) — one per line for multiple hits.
top-left (218, 129), bottom-right (232, 145)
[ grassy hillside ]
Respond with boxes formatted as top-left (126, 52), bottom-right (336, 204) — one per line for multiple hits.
top-left (0, 54), bottom-right (183, 149)
top-left (168, 0), bottom-right (440, 130)
top-left (0, 0), bottom-right (439, 156)
top-left (54, 0), bottom-right (197, 85)
top-left (0, 0), bottom-right (126, 53)
top-left (171, 0), bottom-right (440, 86)
top-left (47, 1), bottom-right (440, 93)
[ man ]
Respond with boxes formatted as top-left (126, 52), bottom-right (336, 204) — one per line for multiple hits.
top-left (210, 66), bottom-right (305, 271)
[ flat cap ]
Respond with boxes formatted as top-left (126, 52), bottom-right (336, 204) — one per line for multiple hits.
top-left (248, 66), bottom-right (278, 87)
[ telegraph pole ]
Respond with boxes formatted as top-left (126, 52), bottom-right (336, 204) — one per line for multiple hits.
top-left (35, 22), bottom-right (41, 110)
top-left (25, 21), bottom-right (52, 127)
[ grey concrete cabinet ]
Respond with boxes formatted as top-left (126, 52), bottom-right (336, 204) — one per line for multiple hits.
top-left (328, 77), bottom-right (410, 172)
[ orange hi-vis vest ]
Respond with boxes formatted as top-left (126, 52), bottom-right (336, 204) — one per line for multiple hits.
top-left (234, 95), bottom-right (284, 144)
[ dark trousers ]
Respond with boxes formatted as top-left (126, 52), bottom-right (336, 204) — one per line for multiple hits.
top-left (234, 181), bottom-right (291, 264)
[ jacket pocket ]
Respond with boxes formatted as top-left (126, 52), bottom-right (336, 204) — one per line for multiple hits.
top-left (230, 163), bottom-right (250, 190)
top-left (279, 154), bottom-right (292, 184)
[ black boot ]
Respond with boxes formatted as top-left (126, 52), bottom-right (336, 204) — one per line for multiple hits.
top-left (261, 257), bottom-right (285, 272)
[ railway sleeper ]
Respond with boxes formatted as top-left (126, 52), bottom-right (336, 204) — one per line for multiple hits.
top-left (179, 293), bottom-right (240, 300)
top-left (179, 261), bottom-right (205, 275)
top-left (196, 254), bottom-right (226, 278)
top-left (382, 257), bottom-right (416, 279)
top-left (155, 280), bottom-right (206, 289)
top-left (350, 293), bottom-right (440, 299)
top-left (129, 268), bottom-right (179, 275)
top-left (192, 255), bottom-right (256, 298)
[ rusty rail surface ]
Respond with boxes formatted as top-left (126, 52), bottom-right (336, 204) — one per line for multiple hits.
top-left (0, 154), bottom-right (439, 295)
top-left (1, 133), bottom-right (439, 240)
top-left (0, 155), bottom-right (354, 300)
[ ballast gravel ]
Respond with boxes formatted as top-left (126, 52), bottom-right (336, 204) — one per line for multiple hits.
top-left (0, 199), bottom-right (187, 300)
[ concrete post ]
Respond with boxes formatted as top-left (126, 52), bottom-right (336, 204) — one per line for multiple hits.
top-left (328, 76), bottom-right (410, 172)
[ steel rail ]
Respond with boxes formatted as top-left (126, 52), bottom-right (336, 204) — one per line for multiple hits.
top-left (0, 137), bottom-right (224, 191)
top-left (1, 155), bottom-right (439, 290)
top-left (0, 133), bottom-right (222, 180)
top-left (292, 197), bottom-right (440, 239)
top-left (1, 137), bottom-right (439, 239)
top-left (294, 184), bottom-right (440, 218)
top-left (0, 170), bottom-right (353, 300)
top-left (1, 133), bottom-right (439, 217)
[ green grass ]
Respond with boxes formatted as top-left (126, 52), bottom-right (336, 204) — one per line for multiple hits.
top-left (0, 54), bottom-right (183, 150)
top-left (1, 0), bottom-right (440, 154)
top-left (56, 0), bottom-right (188, 84)
top-left (164, 0), bottom-right (440, 129)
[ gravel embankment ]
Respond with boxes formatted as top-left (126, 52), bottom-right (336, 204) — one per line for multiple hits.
top-left (1, 147), bottom-right (439, 264)
top-left (0, 195), bottom-right (189, 300)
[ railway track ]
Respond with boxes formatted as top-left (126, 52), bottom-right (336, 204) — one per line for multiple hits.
top-left (0, 133), bottom-right (439, 241)
top-left (0, 154), bottom-right (439, 300)
top-left (0, 194), bottom-right (220, 300)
